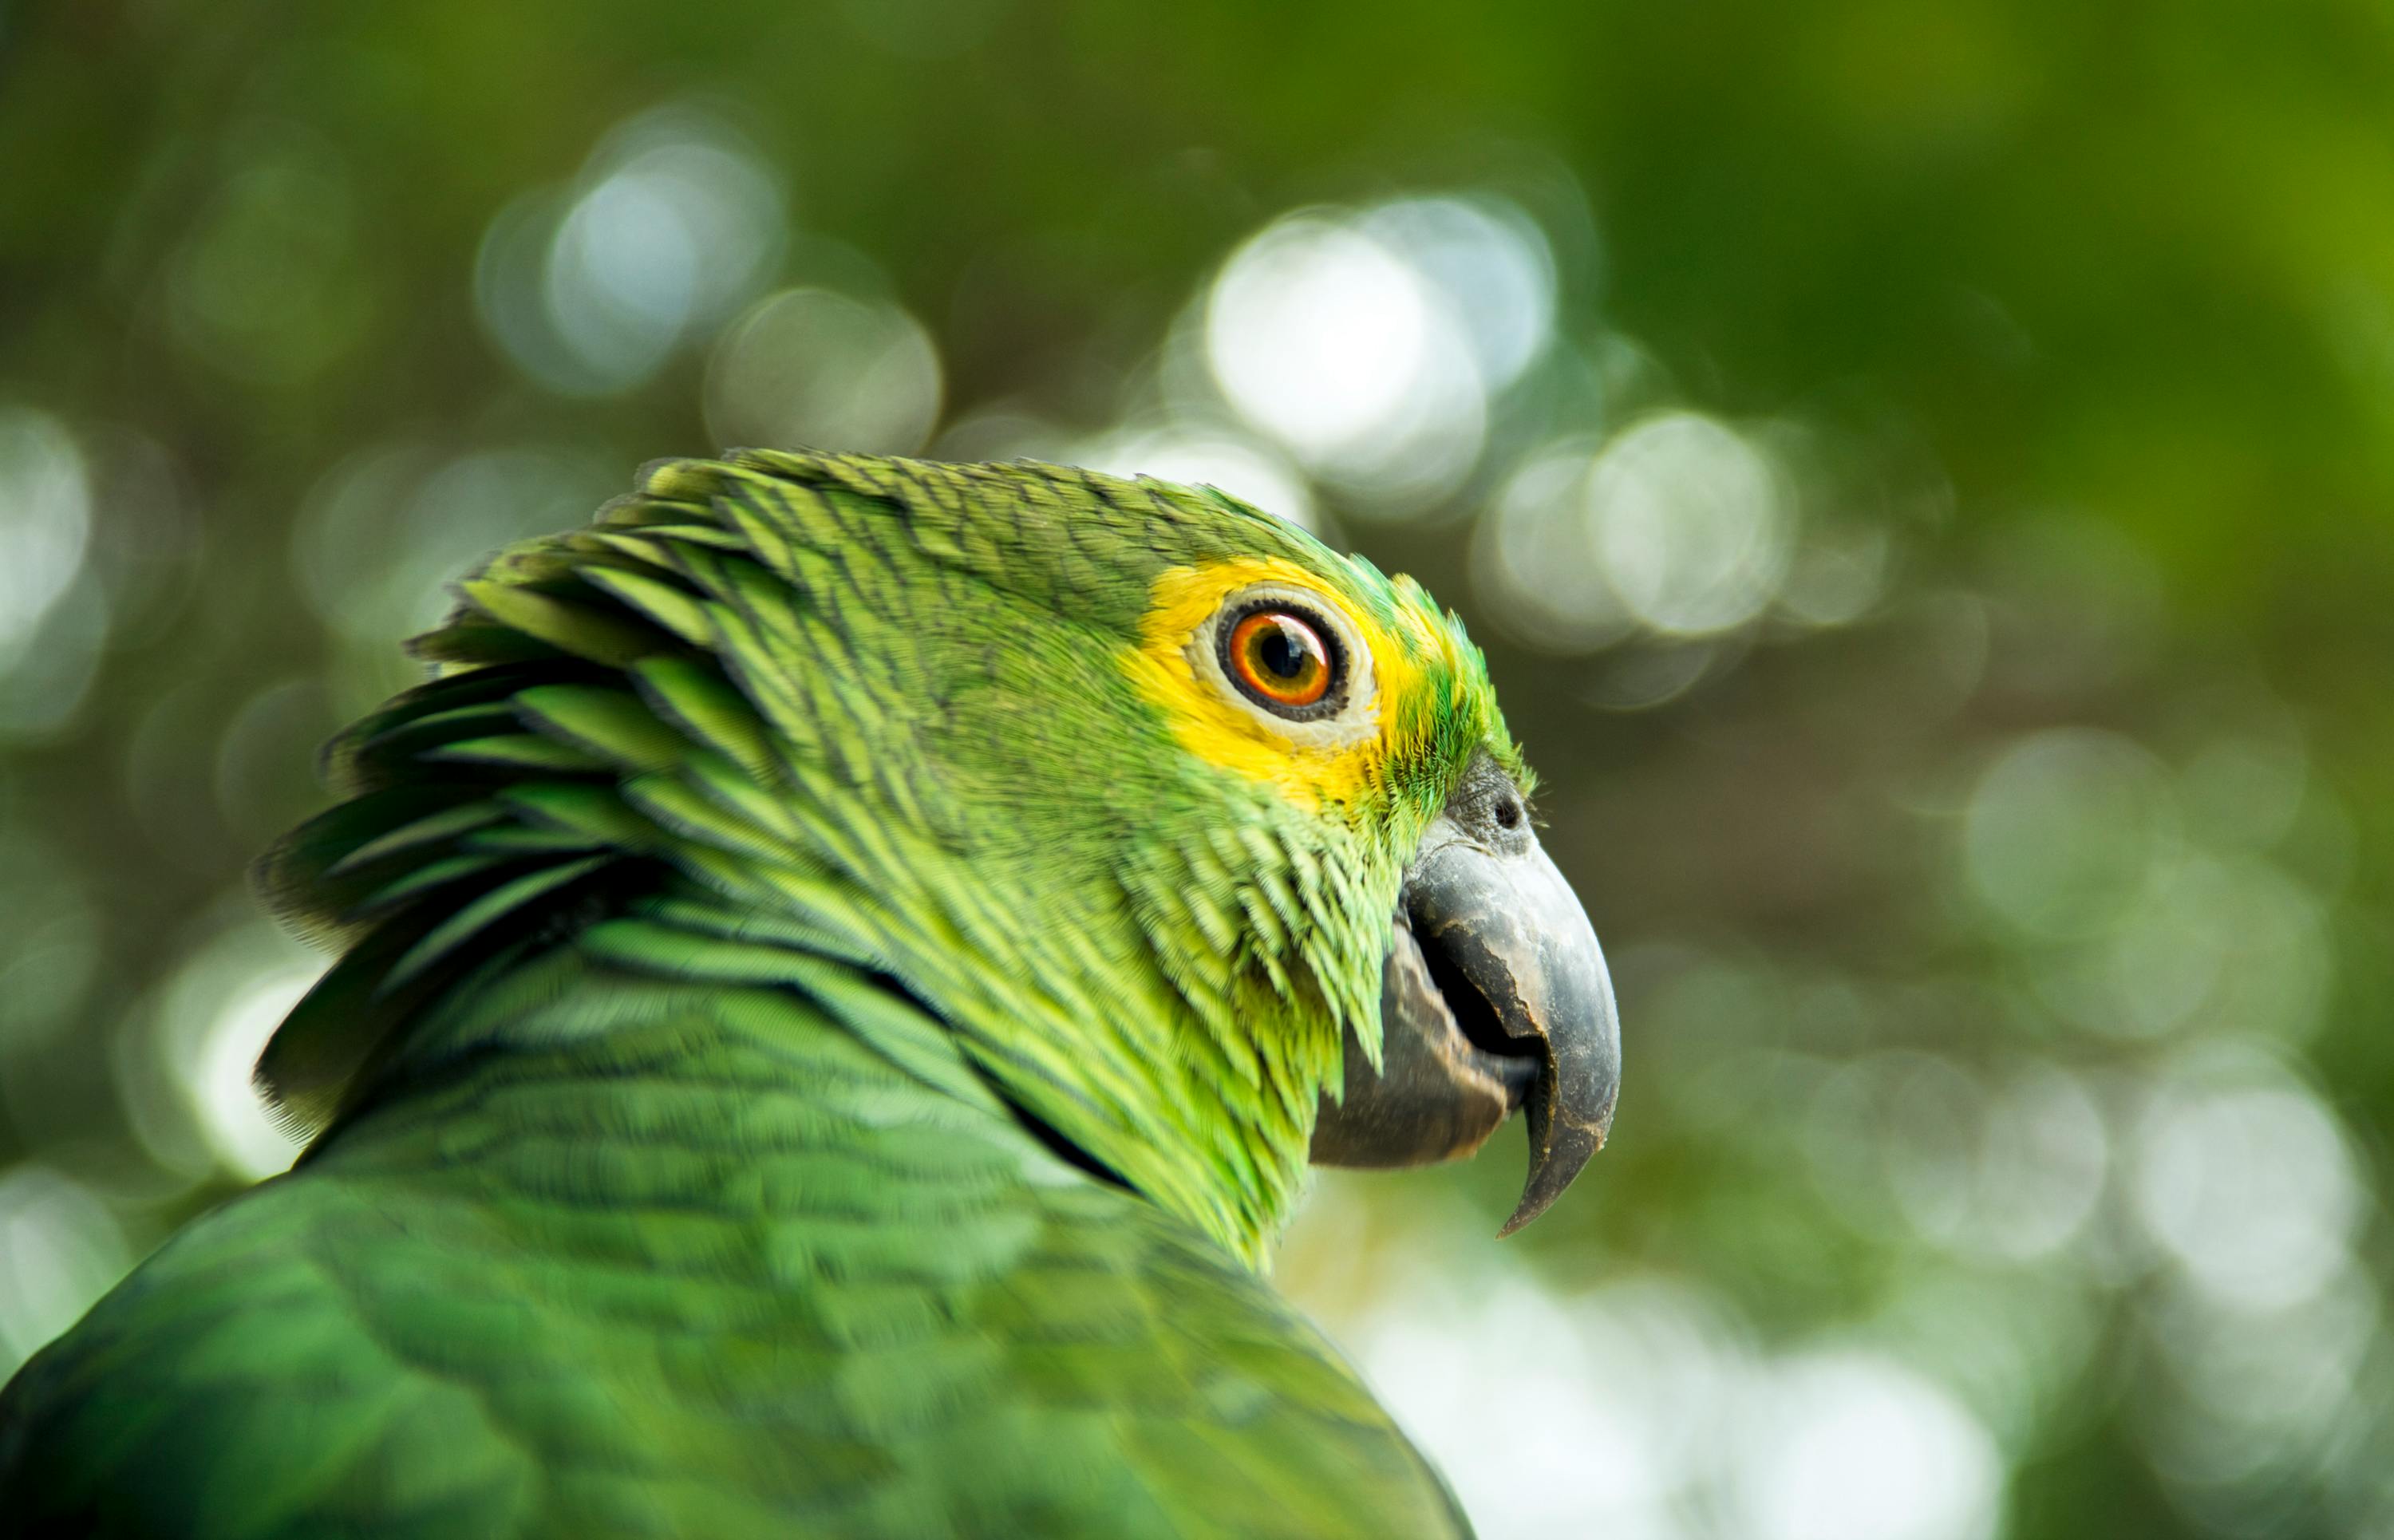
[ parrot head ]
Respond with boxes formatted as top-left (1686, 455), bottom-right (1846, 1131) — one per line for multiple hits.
top-left (260, 452), bottom-right (1618, 1266)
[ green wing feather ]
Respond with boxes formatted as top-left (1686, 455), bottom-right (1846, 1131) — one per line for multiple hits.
top-left (0, 924), bottom-right (1469, 1538)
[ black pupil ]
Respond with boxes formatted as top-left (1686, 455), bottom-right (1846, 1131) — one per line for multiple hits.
top-left (1256, 621), bottom-right (1310, 681)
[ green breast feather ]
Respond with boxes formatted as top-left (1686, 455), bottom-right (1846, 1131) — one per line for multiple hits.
top-left (0, 451), bottom-right (1618, 1539)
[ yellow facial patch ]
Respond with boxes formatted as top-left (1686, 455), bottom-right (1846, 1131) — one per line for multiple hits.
top-left (1124, 555), bottom-right (1462, 809)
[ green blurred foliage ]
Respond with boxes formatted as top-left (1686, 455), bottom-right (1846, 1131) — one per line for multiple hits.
top-left (4, 2), bottom-right (2393, 1535)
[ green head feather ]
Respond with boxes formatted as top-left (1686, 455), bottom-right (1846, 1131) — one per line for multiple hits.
top-left (259, 451), bottom-right (1525, 1262)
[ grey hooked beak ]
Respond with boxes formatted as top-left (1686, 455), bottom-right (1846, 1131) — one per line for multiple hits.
top-left (1310, 761), bottom-right (1620, 1236)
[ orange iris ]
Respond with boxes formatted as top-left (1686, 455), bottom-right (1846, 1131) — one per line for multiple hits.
top-left (1227, 610), bottom-right (1332, 708)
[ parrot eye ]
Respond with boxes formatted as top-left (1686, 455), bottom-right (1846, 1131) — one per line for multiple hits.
top-left (1193, 582), bottom-right (1374, 736)
top-left (1223, 608), bottom-right (1336, 713)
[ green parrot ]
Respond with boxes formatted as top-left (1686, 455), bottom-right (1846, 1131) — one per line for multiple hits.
top-left (0, 451), bottom-right (1618, 1538)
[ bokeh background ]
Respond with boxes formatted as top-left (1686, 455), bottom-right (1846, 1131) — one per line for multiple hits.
top-left (5, 4), bottom-right (2393, 1535)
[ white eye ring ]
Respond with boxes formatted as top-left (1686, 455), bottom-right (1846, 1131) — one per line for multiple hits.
top-left (1187, 582), bottom-right (1379, 745)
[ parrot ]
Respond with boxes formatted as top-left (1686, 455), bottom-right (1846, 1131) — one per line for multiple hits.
top-left (0, 450), bottom-right (1618, 1538)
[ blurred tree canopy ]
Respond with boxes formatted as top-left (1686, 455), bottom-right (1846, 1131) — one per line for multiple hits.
top-left (4, 3), bottom-right (2393, 1536)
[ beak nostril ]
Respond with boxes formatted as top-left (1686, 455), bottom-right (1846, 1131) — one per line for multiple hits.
top-left (1494, 798), bottom-right (1521, 831)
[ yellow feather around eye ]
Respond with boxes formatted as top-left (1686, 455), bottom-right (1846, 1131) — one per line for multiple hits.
top-left (1124, 556), bottom-right (1437, 809)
